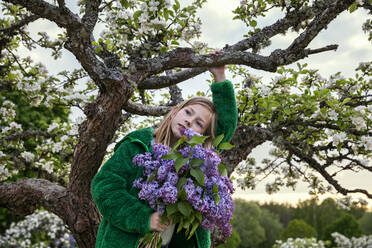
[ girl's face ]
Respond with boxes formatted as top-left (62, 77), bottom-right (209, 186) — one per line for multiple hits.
top-left (171, 104), bottom-right (212, 140)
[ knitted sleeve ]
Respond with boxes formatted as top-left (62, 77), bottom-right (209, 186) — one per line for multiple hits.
top-left (211, 80), bottom-right (238, 143)
top-left (91, 140), bottom-right (153, 235)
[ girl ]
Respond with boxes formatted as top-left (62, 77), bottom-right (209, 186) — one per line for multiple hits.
top-left (91, 63), bottom-right (238, 248)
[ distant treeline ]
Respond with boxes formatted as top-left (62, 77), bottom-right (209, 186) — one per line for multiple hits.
top-left (218, 197), bottom-right (372, 248)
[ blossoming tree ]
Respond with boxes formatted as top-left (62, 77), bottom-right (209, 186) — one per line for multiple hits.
top-left (0, 0), bottom-right (371, 247)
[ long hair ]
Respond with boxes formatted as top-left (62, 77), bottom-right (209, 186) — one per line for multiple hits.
top-left (154, 97), bottom-right (216, 148)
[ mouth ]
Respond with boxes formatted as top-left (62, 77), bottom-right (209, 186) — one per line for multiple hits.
top-left (178, 124), bottom-right (186, 134)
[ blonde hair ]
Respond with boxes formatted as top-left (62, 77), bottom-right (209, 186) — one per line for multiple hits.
top-left (154, 97), bottom-right (216, 148)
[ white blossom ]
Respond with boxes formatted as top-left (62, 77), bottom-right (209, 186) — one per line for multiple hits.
top-left (2, 122), bottom-right (22, 134)
top-left (21, 151), bottom-right (35, 162)
top-left (52, 142), bottom-right (63, 153)
top-left (164, 0), bottom-right (171, 8)
top-left (354, 106), bottom-right (366, 115)
top-left (349, 84), bottom-right (360, 93)
top-left (0, 165), bottom-right (11, 181)
top-left (47, 122), bottom-right (60, 132)
top-left (0, 210), bottom-right (75, 247)
top-left (361, 136), bottom-right (372, 151)
top-left (367, 105), bottom-right (372, 113)
top-left (31, 95), bottom-right (43, 106)
top-left (328, 109), bottom-right (338, 120)
top-left (332, 132), bottom-right (347, 146)
top-left (332, 232), bottom-right (372, 248)
top-left (350, 116), bottom-right (367, 130)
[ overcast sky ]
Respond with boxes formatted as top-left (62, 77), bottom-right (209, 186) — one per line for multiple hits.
top-left (22, 0), bottom-right (372, 208)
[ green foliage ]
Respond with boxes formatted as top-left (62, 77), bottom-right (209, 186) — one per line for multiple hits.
top-left (261, 201), bottom-right (295, 227)
top-left (322, 214), bottom-right (364, 246)
top-left (280, 219), bottom-right (316, 240)
top-left (359, 212), bottom-right (372, 235)
top-left (259, 209), bottom-right (283, 248)
top-left (233, 200), bottom-right (265, 248)
top-left (217, 227), bottom-right (241, 248)
top-left (293, 198), bottom-right (342, 239)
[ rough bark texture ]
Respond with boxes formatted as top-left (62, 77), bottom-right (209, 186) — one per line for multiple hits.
top-left (0, 0), bottom-right (359, 247)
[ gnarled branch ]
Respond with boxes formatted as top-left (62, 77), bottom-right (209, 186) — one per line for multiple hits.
top-left (124, 100), bottom-right (171, 116)
top-left (0, 179), bottom-right (67, 216)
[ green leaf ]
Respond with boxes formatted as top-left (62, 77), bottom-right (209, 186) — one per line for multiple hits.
top-left (213, 134), bottom-right (224, 148)
top-left (177, 218), bottom-right (184, 233)
top-left (187, 135), bottom-right (209, 146)
top-left (176, 177), bottom-right (187, 190)
top-left (166, 204), bottom-right (178, 216)
top-left (160, 46), bottom-right (168, 54)
top-left (188, 222), bottom-right (199, 240)
top-left (218, 163), bottom-right (228, 177)
top-left (172, 136), bottom-right (188, 151)
top-left (214, 194), bottom-right (220, 205)
top-left (218, 142), bottom-right (235, 150)
top-left (161, 151), bottom-right (182, 160)
top-left (175, 157), bottom-right (188, 173)
top-left (249, 20), bottom-right (257, 27)
top-left (178, 188), bottom-right (187, 200)
top-left (142, 232), bottom-right (153, 244)
top-left (213, 184), bottom-right (218, 194)
top-left (195, 211), bottom-right (202, 222)
top-left (147, 172), bottom-right (156, 182)
top-left (342, 98), bottom-right (351, 104)
top-left (178, 201), bottom-right (192, 217)
top-left (189, 158), bottom-right (204, 167)
top-left (190, 168), bottom-right (204, 186)
top-left (173, 0), bottom-right (180, 11)
top-left (349, 2), bottom-right (357, 13)
top-left (133, 10), bottom-right (142, 19)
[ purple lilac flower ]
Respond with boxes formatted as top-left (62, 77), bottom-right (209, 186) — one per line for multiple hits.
top-left (182, 128), bottom-right (201, 139)
top-left (132, 128), bottom-right (235, 240)
top-left (152, 143), bottom-right (170, 160)
top-left (191, 144), bottom-right (205, 160)
top-left (133, 178), bottom-right (143, 189)
top-left (157, 164), bottom-right (169, 181)
top-left (138, 181), bottom-right (159, 202)
top-left (167, 172), bottom-right (178, 185)
top-left (159, 182), bottom-right (178, 204)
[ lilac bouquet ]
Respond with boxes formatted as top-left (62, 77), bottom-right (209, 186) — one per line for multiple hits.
top-left (133, 128), bottom-right (235, 247)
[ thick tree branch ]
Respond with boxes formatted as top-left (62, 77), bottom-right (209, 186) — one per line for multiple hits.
top-left (133, 48), bottom-right (279, 75)
top-left (57, 0), bottom-right (65, 8)
top-left (137, 4), bottom-right (321, 90)
top-left (82, 0), bottom-right (101, 32)
top-left (138, 68), bottom-right (206, 90)
top-left (124, 100), bottom-right (171, 116)
top-left (136, 0), bottom-right (351, 90)
top-left (4, 0), bottom-right (80, 29)
top-left (0, 14), bottom-right (39, 34)
top-left (223, 124), bottom-right (274, 175)
top-left (0, 179), bottom-right (67, 216)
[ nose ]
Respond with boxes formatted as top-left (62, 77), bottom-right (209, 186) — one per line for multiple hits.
top-left (185, 119), bottom-right (191, 127)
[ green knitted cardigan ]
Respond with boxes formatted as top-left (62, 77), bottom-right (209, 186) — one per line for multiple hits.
top-left (91, 80), bottom-right (238, 248)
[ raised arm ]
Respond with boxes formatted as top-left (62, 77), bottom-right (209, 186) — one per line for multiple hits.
top-left (211, 80), bottom-right (238, 143)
